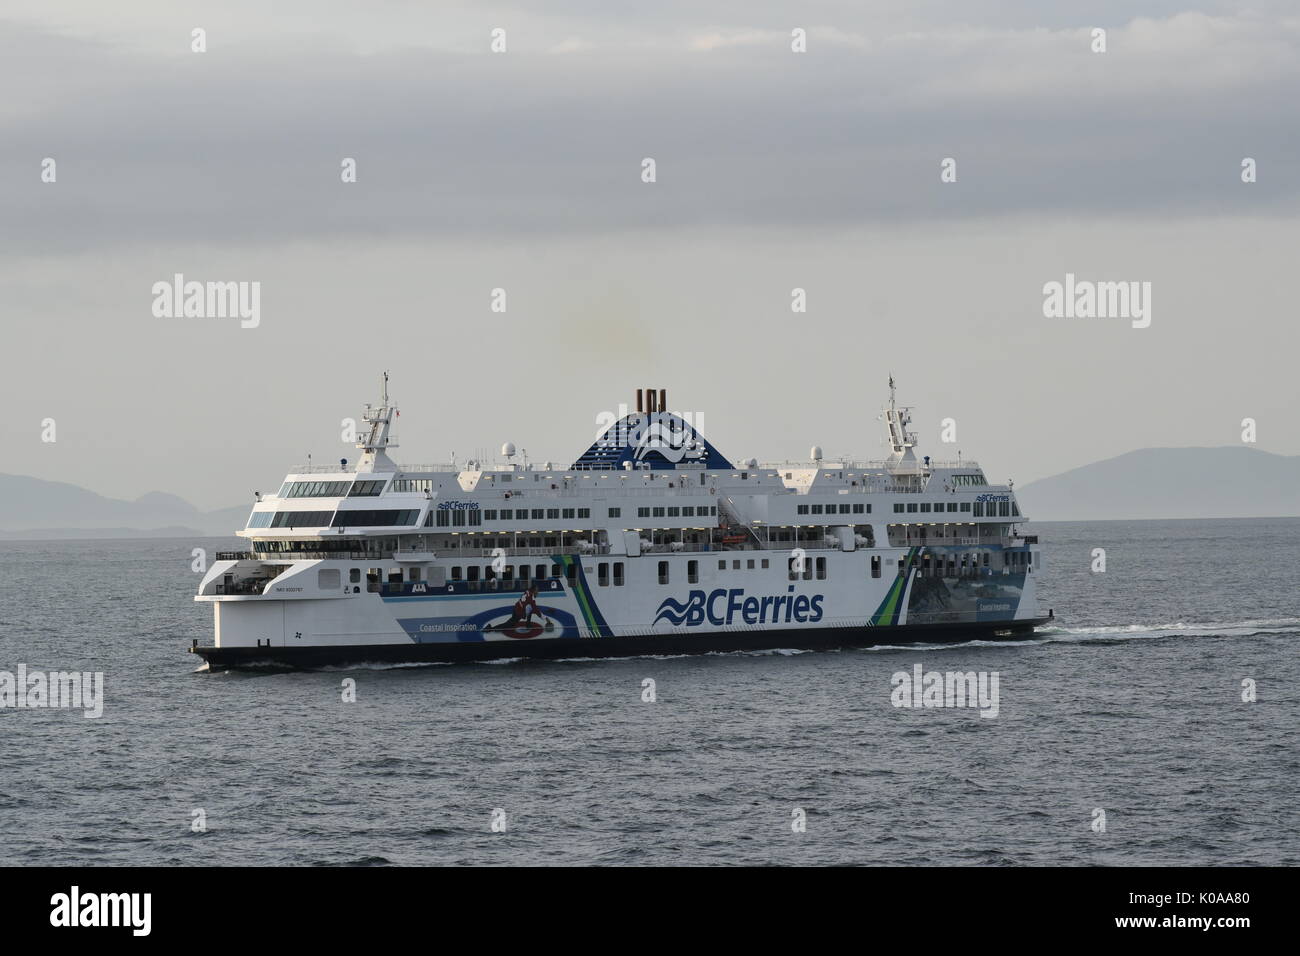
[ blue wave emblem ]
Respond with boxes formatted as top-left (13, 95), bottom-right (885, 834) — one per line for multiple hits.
top-left (653, 596), bottom-right (696, 626)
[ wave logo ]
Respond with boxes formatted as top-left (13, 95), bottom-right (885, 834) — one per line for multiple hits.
top-left (654, 587), bottom-right (825, 627)
top-left (632, 414), bottom-right (705, 464)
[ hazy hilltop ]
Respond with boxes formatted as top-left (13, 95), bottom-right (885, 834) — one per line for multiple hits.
top-left (0, 474), bottom-right (247, 539)
top-left (1016, 447), bottom-right (1300, 521)
top-left (1, 446), bottom-right (1296, 537)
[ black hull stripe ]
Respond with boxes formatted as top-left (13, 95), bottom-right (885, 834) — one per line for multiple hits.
top-left (191, 618), bottom-right (1053, 669)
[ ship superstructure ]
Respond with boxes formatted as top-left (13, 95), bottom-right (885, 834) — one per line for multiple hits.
top-left (192, 376), bottom-right (1049, 668)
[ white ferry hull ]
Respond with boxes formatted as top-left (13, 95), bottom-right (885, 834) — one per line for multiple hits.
top-left (192, 547), bottom-right (1050, 670)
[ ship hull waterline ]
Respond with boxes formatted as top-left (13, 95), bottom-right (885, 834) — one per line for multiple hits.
top-left (191, 616), bottom-right (1055, 670)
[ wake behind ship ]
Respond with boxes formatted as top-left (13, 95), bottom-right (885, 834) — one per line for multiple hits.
top-left (191, 377), bottom-right (1051, 669)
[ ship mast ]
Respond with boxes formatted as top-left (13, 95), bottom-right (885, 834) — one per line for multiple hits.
top-left (883, 374), bottom-right (920, 471)
top-left (356, 371), bottom-right (399, 473)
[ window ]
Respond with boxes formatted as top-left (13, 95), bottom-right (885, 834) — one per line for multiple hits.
top-left (960, 503), bottom-right (971, 512)
top-left (531, 509), bottom-right (544, 520)
top-left (467, 566), bottom-right (480, 582)
top-left (519, 565), bottom-right (530, 581)
top-left (347, 480), bottom-right (386, 497)
top-left (812, 504), bottom-right (823, 514)
top-left (608, 507), bottom-right (621, 518)
top-left (349, 568), bottom-right (361, 584)
top-left (500, 509), bottom-right (513, 520)
top-left (391, 478), bottom-right (435, 493)
top-left (281, 480), bottom-right (352, 498)
top-left (638, 507), bottom-right (650, 518)
top-left (999, 501), bottom-right (1010, 517)
top-left (933, 502), bottom-right (944, 511)
top-left (852, 504), bottom-right (864, 514)
top-left (435, 510), bottom-right (450, 527)
top-left (560, 508), bottom-right (573, 519)
top-left (452, 510), bottom-right (466, 527)
top-left (331, 509), bottom-right (420, 527)
top-left (683, 506), bottom-right (695, 517)
top-left (451, 566), bottom-right (462, 580)
top-left (247, 511), bottom-right (274, 528)
top-left (839, 504), bottom-right (851, 514)
top-left (653, 507), bottom-right (665, 518)
top-left (921, 503), bottom-right (931, 512)
top-left (687, 560), bottom-right (698, 584)
top-left (658, 561), bottom-right (669, 585)
top-left (797, 504), bottom-right (809, 515)
top-left (578, 508), bottom-right (590, 519)
top-left (761, 559), bottom-right (769, 569)
top-left (468, 510), bottom-right (481, 526)
top-left (718, 560), bottom-right (726, 570)
top-left (484, 510), bottom-right (497, 520)
top-left (947, 503), bottom-right (957, 512)
top-left (893, 503), bottom-right (904, 513)
top-left (547, 508), bottom-right (560, 519)
top-left (871, 555), bottom-right (881, 578)
top-left (906, 503), bottom-right (918, 513)
top-left (1012, 501), bottom-right (1020, 517)
top-left (613, 562), bottom-right (624, 586)
top-left (815, 557), bottom-right (826, 580)
top-left (267, 510), bottom-right (334, 528)
top-left (667, 507), bottom-right (680, 517)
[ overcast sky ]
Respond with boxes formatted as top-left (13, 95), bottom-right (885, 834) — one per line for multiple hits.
top-left (2, 1), bottom-right (1297, 509)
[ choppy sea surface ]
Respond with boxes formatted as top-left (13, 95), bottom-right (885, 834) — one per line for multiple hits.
top-left (1, 518), bottom-right (1296, 866)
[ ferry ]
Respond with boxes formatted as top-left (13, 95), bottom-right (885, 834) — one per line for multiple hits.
top-left (191, 376), bottom-right (1051, 669)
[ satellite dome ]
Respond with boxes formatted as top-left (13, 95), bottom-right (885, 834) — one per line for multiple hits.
top-left (501, 441), bottom-right (516, 458)
top-left (811, 445), bottom-right (823, 461)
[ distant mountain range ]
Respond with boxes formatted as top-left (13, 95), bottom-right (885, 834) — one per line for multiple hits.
top-left (0, 474), bottom-right (247, 539)
top-left (1015, 447), bottom-right (1300, 521)
top-left (0, 446), bottom-right (1295, 539)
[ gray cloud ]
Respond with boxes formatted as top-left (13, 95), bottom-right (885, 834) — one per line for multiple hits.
top-left (2, 8), bottom-right (1298, 254)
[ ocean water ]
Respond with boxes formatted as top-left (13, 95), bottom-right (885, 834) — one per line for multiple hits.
top-left (1, 518), bottom-right (1296, 866)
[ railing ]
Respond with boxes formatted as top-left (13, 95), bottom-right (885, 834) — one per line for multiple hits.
top-left (289, 464), bottom-right (359, 475)
top-left (245, 550), bottom-right (387, 561)
top-left (887, 535), bottom-right (1030, 549)
top-left (213, 581), bottom-right (268, 595)
top-left (489, 485), bottom-right (715, 499)
top-left (442, 545), bottom-right (611, 558)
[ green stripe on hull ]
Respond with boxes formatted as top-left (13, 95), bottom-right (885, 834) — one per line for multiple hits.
top-left (555, 554), bottom-right (610, 637)
top-left (870, 546), bottom-right (918, 626)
